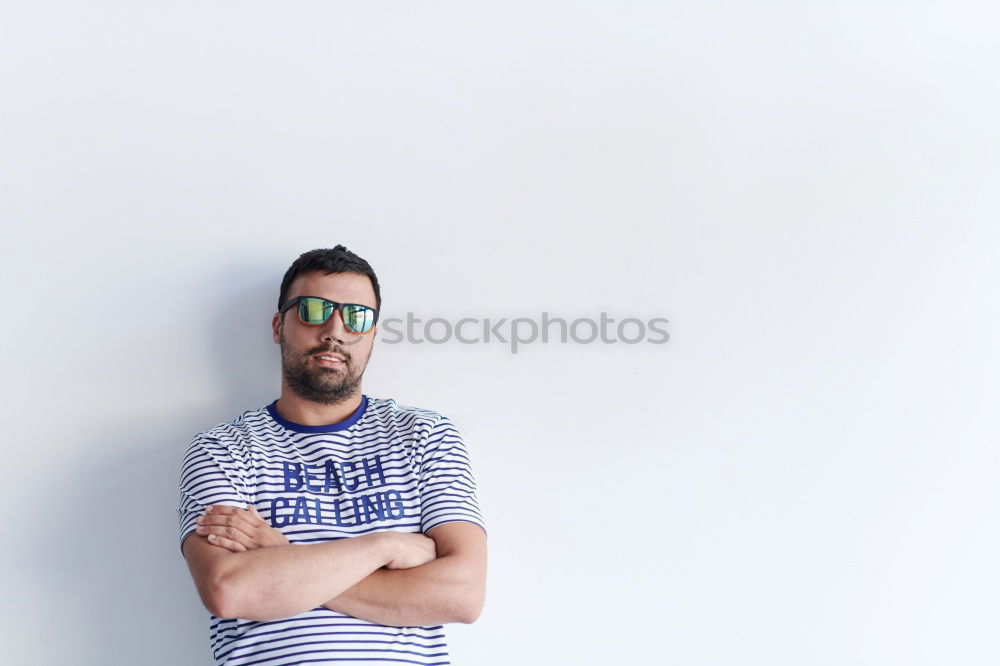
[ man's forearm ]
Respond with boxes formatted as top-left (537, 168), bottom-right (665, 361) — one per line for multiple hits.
top-left (322, 554), bottom-right (474, 626)
top-left (215, 533), bottom-right (392, 621)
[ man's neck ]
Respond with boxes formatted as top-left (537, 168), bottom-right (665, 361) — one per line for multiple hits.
top-left (273, 390), bottom-right (363, 427)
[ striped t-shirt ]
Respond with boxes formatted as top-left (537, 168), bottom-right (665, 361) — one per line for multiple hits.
top-left (177, 394), bottom-right (487, 666)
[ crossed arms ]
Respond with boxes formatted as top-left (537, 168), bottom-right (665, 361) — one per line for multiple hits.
top-left (181, 510), bottom-right (487, 626)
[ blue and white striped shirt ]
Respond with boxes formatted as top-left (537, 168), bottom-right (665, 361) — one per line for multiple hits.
top-left (177, 394), bottom-right (487, 665)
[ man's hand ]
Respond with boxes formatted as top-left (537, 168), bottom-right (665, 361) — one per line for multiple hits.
top-left (196, 504), bottom-right (290, 552)
top-left (383, 532), bottom-right (437, 569)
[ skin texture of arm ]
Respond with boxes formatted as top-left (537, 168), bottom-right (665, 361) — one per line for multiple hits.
top-left (182, 530), bottom-right (393, 621)
top-left (321, 522), bottom-right (488, 626)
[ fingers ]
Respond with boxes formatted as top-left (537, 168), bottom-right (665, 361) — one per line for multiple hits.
top-left (205, 504), bottom-right (252, 516)
top-left (244, 504), bottom-right (266, 525)
top-left (197, 513), bottom-right (256, 534)
top-left (206, 533), bottom-right (246, 552)
top-left (196, 521), bottom-right (256, 547)
top-left (205, 504), bottom-right (266, 526)
top-left (197, 504), bottom-right (272, 549)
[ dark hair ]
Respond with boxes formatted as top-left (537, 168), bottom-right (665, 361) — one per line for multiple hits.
top-left (277, 245), bottom-right (382, 313)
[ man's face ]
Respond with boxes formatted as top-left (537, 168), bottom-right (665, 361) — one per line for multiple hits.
top-left (271, 270), bottom-right (378, 405)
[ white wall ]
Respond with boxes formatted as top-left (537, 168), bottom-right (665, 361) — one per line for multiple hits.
top-left (2, 2), bottom-right (998, 664)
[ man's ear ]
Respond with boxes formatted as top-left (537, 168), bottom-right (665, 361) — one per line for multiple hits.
top-left (271, 312), bottom-right (282, 344)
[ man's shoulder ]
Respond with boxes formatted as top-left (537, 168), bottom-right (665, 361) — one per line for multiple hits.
top-left (366, 395), bottom-right (451, 430)
top-left (184, 405), bottom-right (271, 451)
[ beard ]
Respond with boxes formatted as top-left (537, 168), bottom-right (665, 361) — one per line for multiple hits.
top-left (280, 333), bottom-right (365, 406)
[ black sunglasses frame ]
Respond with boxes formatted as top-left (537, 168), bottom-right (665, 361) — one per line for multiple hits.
top-left (279, 296), bottom-right (380, 333)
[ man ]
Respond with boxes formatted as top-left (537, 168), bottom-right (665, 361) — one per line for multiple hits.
top-left (177, 245), bottom-right (488, 666)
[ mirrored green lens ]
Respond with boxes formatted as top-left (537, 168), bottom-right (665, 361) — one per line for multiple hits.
top-left (343, 304), bottom-right (374, 333)
top-left (300, 297), bottom-right (333, 324)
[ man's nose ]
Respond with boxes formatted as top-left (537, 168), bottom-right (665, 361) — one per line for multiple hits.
top-left (319, 309), bottom-right (349, 343)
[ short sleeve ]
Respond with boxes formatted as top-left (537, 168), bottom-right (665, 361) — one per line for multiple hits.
top-left (417, 416), bottom-right (487, 536)
top-left (177, 436), bottom-right (254, 556)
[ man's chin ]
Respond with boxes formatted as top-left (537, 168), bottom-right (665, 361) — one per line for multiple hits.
top-left (288, 384), bottom-right (358, 405)
top-left (308, 373), bottom-right (360, 394)
top-left (283, 363), bottom-right (362, 400)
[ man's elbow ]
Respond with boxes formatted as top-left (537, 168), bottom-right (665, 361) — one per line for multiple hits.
top-left (205, 570), bottom-right (289, 622)
top-left (200, 571), bottom-right (242, 619)
top-left (458, 606), bottom-right (482, 624)
top-left (205, 588), bottom-right (242, 620)
top-left (185, 535), bottom-right (277, 620)
top-left (457, 586), bottom-right (486, 624)
top-left (195, 556), bottom-right (253, 620)
top-left (457, 603), bottom-right (483, 624)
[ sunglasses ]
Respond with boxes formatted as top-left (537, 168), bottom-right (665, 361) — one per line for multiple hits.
top-left (279, 296), bottom-right (379, 334)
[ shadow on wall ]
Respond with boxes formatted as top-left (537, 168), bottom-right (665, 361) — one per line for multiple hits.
top-left (207, 263), bottom-right (283, 412)
top-left (29, 264), bottom-right (287, 664)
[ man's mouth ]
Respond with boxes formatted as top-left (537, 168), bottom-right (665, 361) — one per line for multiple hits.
top-left (314, 353), bottom-right (346, 367)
